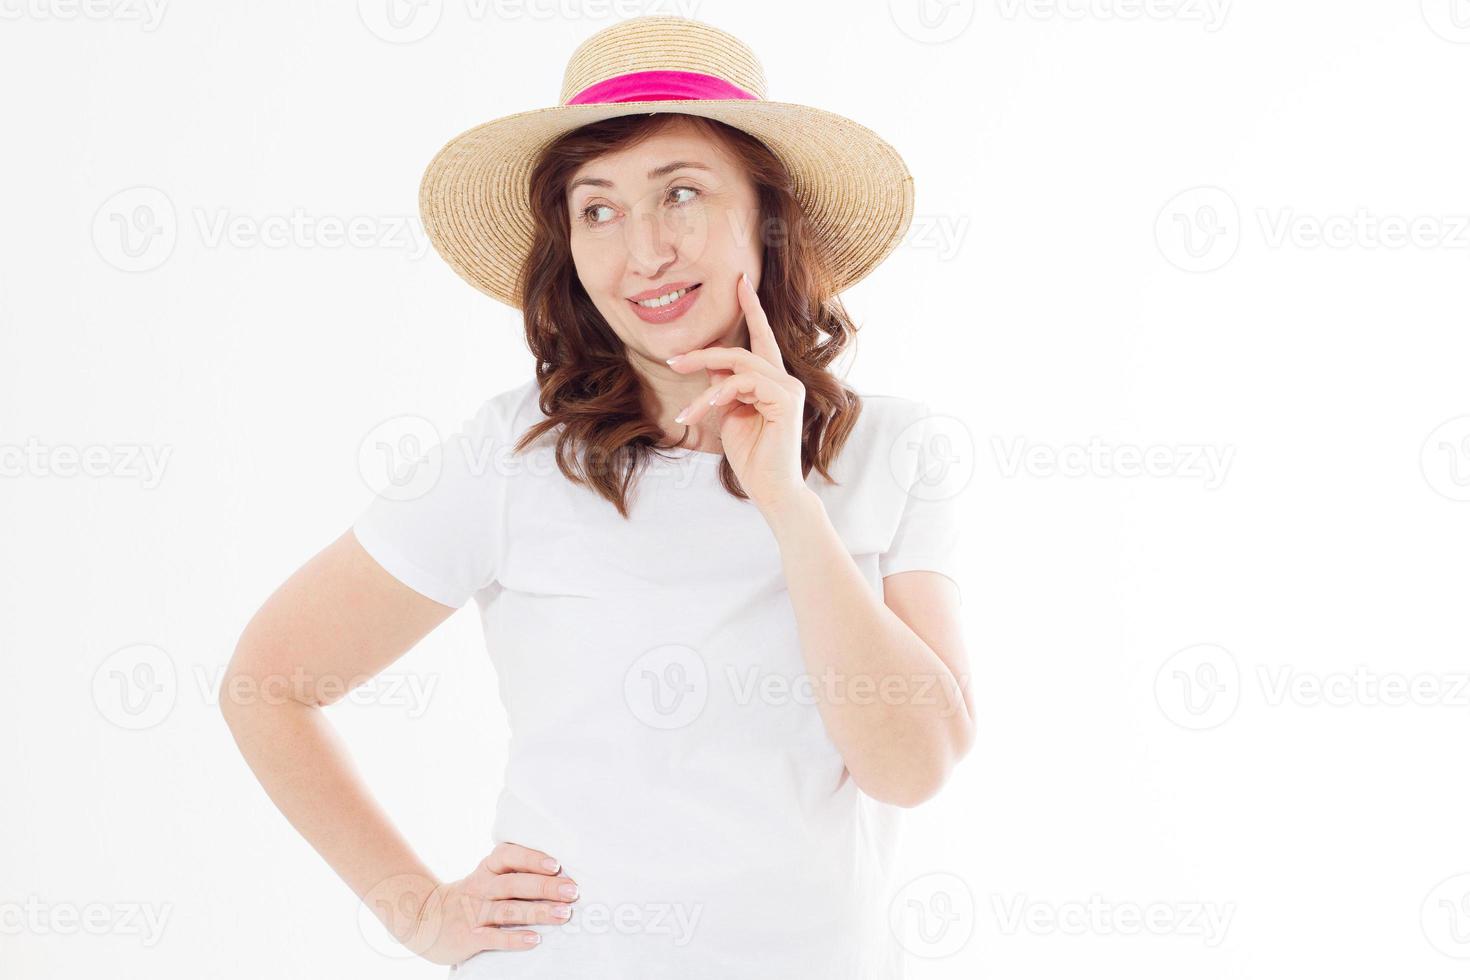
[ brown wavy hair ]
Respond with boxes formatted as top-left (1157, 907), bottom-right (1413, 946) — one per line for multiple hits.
top-left (511, 111), bottom-right (865, 517)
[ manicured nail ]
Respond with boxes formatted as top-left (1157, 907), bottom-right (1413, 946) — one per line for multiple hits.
top-left (559, 883), bottom-right (579, 899)
top-left (523, 932), bottom-right (541, 945)
top-left (674, 406), bottom-right (690, 423)
top-left (666, 355), bottom-right (681, 365)
top-left (541, 858), bottom-right (560, 872)
top-left (741, 271), bottom-right (750, 289)
top-left (552, 905), bottom-right (572, 919)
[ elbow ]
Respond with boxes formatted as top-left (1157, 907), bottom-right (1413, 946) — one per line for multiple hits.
top-left (217, 645), bottom-right (325, 729)
top-left (218, 646), bottom-right (259, 727)
top-left (218, 667), bottom-right (250, 729)
top-left (855, 718), bottom-right (975, 809)
top-left (855, 764), bottom-right (948, 809)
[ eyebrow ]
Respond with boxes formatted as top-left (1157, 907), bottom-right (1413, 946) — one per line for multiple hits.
top-left (567, 161), bottom-right (715, 195)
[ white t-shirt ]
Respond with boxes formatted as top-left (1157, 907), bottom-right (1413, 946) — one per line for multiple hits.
top-left (351, 377), bottom-right (963, 980)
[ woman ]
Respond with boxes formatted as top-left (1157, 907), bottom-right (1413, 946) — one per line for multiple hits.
top-left (221, 15), bottom-right (972, 979)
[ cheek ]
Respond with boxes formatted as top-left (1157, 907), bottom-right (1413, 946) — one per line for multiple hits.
top-left (570, 240), bottom-right (622, 294)
top-left (708, 203), bottom-right (763, 261)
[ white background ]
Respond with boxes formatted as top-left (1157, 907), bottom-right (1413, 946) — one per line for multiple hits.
top-left (3, 1), bottom-right (1469, 977)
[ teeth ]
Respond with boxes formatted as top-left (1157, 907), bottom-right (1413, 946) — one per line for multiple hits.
top-left (636, 287), bottom-right (691, 308)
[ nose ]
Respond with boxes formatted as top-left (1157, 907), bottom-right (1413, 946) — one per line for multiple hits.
top-left (623, 200), bottom-right (681, 281)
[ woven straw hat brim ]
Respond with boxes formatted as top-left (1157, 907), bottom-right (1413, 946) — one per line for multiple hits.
top-left (418, 98), bottom-right (915, 309)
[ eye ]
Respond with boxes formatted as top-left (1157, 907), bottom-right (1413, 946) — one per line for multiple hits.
top-left (575, 186), bottom-right (701, 228)
top-left (578, 202), bottom-right (616, 227)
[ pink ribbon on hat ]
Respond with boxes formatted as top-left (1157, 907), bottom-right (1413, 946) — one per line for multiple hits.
top-left (567, 69), bottom-right (758, 105)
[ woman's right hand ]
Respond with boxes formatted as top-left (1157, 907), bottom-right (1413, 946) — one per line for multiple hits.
top-left (403, 841), bottom-right (580, 965)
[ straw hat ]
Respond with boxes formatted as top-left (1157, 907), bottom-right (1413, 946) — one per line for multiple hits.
top-left (418, 14), bottom-right (915, 309)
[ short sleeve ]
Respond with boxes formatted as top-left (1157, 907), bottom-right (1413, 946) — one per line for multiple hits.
top-left (878, 400), bottom-right (965, 595)
top-left (350, 403), bottom-right (505, 610)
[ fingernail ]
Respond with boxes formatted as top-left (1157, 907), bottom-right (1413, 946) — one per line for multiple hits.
top-left (741, 271), bottom-right (750, 289)
top-left (674, 405), bottom-right (690, 423)
top-left (559, 883), bottom-right (579, 899)
top-left (666, 355), bottom-right (681, 365)
top-left (523, 932), bottom-right (541, 945)
top-left (552, 905), bottom-right (572, 919)
top-left (541, 858), bottom-right (560, 872)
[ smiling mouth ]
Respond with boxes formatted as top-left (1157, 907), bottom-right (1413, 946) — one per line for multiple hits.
top-left (630, 283), bottom-right (702, 308)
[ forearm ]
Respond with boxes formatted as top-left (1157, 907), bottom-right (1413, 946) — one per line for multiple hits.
top-left (764, 488), bottom-right (971, 806)
top-left (220, 690), bottom-right (438, 932)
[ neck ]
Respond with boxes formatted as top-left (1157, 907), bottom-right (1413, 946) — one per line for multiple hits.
top-left (628, 327), bottom-right (747, 451)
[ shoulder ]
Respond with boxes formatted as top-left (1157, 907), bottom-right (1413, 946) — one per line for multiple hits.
top-left (471, 376), bottom-right (542, 432)
top-left (805, 386), bottom-right (930, 494)
top-left (455, 377), bottom-right (550, 450)
top-left (843, 387), bottom-right (935, 459)
top-left (827, 386), bottom-right (963, 502)
top-left (420, 378), bottom-right (549, 487)
top-left (850, 387), bottom-right (930, 423)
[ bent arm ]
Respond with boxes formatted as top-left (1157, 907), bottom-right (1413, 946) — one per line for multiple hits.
top-left (220, 528), bottom-right (459, 936)
top-left (765, 489), bottom-right (974, 808)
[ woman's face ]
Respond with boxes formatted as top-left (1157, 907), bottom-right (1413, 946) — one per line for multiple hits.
top-left (566, 118), bottom-right (763, 366)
